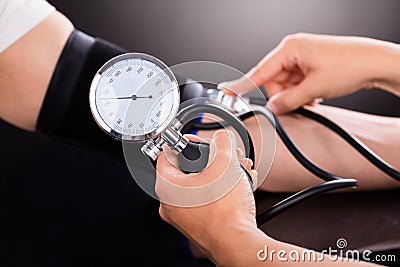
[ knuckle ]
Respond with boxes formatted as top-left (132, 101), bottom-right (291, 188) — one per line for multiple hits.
top-left (158, 207), bottom-right (168, 222)
top-left (282, 32), bottom-right (309, 47)
top-left (154, 179), bottom-right (162, 195)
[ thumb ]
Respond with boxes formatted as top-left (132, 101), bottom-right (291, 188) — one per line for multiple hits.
top-left (211, 129), bottom-right (239, 168)
top-left (268, 75), bottom-right (322, 114)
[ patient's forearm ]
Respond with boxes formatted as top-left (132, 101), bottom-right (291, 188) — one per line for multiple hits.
top-left (250, 104), bottom-right (400, 192)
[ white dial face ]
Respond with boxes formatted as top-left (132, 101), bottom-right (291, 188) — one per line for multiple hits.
top-left (93, 56), bottom-right (178, 139)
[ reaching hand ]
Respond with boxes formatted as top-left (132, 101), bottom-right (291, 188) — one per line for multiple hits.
top-left (220, 33), bottom-right (400, 114)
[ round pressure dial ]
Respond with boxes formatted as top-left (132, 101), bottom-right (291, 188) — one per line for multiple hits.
top-left (89, 53), bottom-right (180, 141)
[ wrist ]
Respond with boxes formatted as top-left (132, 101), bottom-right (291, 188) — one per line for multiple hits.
top-left (207, 221), bottom-right (267, 266)
top-left (361, 38), bottom-right (400, 95)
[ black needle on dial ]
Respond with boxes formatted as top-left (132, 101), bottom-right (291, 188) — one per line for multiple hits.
top-left (100, 94), bottom-right (153, 100)
top-left (132, 94), bottom-right (153, 100)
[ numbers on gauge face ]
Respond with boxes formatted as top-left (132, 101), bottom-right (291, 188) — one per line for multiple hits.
top-left (95, 57), bottom-right (176, 138)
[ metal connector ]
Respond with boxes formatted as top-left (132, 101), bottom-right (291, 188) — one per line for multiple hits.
top-left (141, 137), bottom-right (165, 161)
top-left (207, 88), bottom-right (253, 113)
top-left (141, 118), bottom-right (188, 161)
top-left (161, 121), bottom-right (189, 153)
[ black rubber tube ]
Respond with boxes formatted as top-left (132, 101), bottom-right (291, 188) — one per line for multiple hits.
top-left (177, 103), bottom-right (255, 163)
top-left (295, 107), bottom-right (400, 182)
top-left (186, 104), bottom-right (358, 225)
top-left (193, 106), bottom-right (347, 182)
top-left (256, 179), bottom-right (358, 225)
top-left (192, 105), bottom-right (400, 182)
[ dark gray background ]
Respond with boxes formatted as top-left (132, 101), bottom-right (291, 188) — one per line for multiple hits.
top-left (47, 0), bottom-right (399, 116)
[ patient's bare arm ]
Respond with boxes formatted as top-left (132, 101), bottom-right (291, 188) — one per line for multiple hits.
top-left (0, 11), bottom-right (74, 131)
top-left (244, 103), bottom-right (400, 192)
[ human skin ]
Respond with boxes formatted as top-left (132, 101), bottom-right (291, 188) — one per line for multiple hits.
top-left (0, 10), bottom-right (74, 131)
top-left (220, 33), bottom-right (400, 114)
top-left (240, 103), bottom-right (400, 192)
top-left (158, 33), bottom-right (400, 266)
top-left (157, 130), bottom-right (381, 267)
top-left (212, 32), bottom-right (400, 192)
top-left (195, 101), bottom-right (400, 192)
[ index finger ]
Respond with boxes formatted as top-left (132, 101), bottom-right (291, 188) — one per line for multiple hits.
top-left (219, 46), bottom-right (284, 95)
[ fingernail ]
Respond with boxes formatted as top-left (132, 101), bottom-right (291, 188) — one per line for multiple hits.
top-left (246, 160), bottom-right (252, 170)
top-left (236, 148), bottom-right (244, 158)
top-left (217, 82), bottom-right (229, 90)
top-left (213, 129), bottom-right (225, 138)
top-left (218, 82), bottom-right (236, 95)
top-left (269, 102), bottom-right (279, 114)
top-left (251, 170), bottom-right (258, 190)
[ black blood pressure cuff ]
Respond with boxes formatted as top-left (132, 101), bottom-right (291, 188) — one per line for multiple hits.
top-left (37, 29), bottom-right (207, 156)
top-left (37, 29), bottom-right (128, 156)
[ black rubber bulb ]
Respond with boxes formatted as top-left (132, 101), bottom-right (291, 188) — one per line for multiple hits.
top-left (177, 140), bottom-right (254, 190)
top-left (178, 141), bottom-right (210, 173)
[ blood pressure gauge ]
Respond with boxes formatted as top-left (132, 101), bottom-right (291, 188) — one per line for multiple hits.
top-left (89, 53), bottom-right (252, 174)
top-left (89, 53), bottom-right (180, 142)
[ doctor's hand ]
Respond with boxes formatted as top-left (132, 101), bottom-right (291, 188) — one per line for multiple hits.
top-left (155, 130), bottom-right (257, 263)
top-left (220, 33), bottom-right (400, 114)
